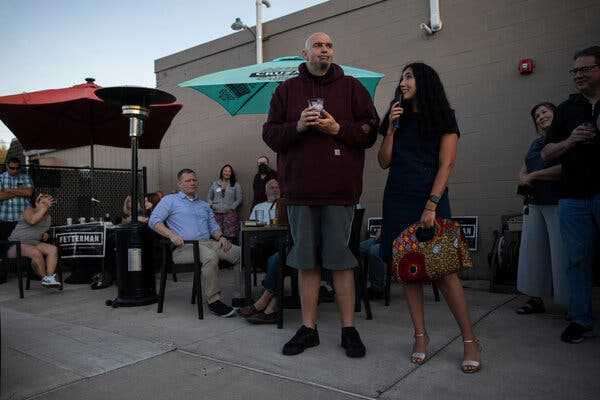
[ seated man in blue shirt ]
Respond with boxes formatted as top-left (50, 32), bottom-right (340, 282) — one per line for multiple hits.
top-left (149, 168), bottom-right (239, 317)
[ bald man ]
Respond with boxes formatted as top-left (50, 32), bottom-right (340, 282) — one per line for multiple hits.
top-left (263, 32), bottom-right (379, 358)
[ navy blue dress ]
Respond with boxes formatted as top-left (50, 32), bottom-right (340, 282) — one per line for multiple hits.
top-left (380, 112), bottom-right (459, 261)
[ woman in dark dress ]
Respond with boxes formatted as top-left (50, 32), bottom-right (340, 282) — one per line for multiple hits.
top-left (378, 63), bottom-right (481, 373)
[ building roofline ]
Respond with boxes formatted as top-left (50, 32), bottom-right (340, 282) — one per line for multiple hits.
top-left (154, 0), bottom-right (384, 73)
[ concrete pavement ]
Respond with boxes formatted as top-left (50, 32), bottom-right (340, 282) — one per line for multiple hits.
top-left (1, 270), bottom-right (598, 400)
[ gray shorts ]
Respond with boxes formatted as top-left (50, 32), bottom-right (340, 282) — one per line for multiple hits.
top-left (286, 205), bottom-right (357, 271)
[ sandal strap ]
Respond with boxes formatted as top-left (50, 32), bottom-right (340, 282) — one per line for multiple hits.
top-left (462, 360), bottom-right (480, 367)
top-left (464, 338), bottom-right (482, 350)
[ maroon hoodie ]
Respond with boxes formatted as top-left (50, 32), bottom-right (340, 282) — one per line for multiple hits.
top-left (262, 63), bottom-right (379, 205)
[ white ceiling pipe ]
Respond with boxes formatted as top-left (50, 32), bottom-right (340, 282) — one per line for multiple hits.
top-left (420, 0), bottom-right (443, 35)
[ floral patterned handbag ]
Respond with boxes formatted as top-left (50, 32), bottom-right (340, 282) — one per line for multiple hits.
top-left (391, 218), bottom-right (473, 283)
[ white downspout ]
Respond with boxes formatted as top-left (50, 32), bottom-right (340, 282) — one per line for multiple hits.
top-left (420, 0), bottom-right (443, 35)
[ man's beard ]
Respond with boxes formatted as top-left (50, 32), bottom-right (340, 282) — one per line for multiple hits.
top-left (577, 78), bottom-right (600, 97)
top-left (316, 60), bottom-right (331, 72)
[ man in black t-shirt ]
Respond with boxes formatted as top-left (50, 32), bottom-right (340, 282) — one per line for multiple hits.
top-left (543, 46), bottom-right (600, 344)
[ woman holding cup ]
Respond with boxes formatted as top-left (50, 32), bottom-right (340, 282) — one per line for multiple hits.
top-left (7, 193), bottom-right (61, 288)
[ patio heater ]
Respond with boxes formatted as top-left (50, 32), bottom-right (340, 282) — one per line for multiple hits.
top-left (95, 87), bottom-right (175, 307)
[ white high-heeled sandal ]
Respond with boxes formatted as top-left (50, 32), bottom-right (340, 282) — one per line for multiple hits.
top-left (411, 332), bottom-right (429, 365)
top-left (462, 338), bottom-right (482, 373)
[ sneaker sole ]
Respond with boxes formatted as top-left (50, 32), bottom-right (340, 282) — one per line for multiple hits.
top-left (341, 344), bottom-right (366, 358)
top-left (561, 328), bottom-right (593, 343)
top-left (282, 339), bottom-right (320, 356)
top-left (42, 283), bottom-right (62, 289)
top-left (210, 308), bottom-right (238, 318)
top-left (564, 337), bottom-right (585, 344)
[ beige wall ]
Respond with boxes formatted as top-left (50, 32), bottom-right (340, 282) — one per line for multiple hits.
top-left (153, 0), bottom-right (599, 278)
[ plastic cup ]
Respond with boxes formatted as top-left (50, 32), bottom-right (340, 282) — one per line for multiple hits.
top-left (307, 97), bottom-right (324, 114)
top-left (256, 210), bottom-right (265, 224)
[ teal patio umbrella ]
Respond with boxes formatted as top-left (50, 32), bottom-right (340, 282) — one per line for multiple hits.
top-left (178, 56), bottom-right (384, 116)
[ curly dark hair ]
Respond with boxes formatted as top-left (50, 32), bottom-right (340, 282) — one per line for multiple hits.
top-left (145, 192), bottom-right (162, 217)
top-left (530, 102), bottom-right (557, 134)
top-left (219, 164), bottom-right (237, 187)
top-left (379, 62), bottom-right (454, 136)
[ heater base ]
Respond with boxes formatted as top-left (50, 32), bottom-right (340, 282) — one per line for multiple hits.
top-left (105, 295), bottom-right (158, 308)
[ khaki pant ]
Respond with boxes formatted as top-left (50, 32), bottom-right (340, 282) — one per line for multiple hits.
top-left (172, 240), bottom-right (241, 304)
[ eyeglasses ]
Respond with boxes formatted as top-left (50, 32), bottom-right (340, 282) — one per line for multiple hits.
top-left (7, 166), bottom-right (19, 171)
top-left (569, 65), bottom-right (599, 75)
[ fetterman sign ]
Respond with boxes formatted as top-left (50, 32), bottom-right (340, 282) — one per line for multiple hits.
top-left (51, 223), bottom-right (106, 258)
top-left (451, 216), bottom-right (479, 251)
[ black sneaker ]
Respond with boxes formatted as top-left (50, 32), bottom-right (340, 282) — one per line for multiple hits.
top-left (341, 327), bottom-right (366, 358)
top-left (560, 322), bottom-right (592, 343)
top-left (516, 297), bottom-right (545, 315)
top-left (282, 325), bottom-right (320, 355)
top-left (208, 300), bottom-right (237, 318)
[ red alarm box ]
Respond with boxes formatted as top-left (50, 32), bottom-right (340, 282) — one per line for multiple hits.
top-left (519, 58), bottom-right (535, 75)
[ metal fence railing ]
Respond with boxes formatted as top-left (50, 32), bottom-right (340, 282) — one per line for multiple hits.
top-left (1, 164), bottom-right (146, 226)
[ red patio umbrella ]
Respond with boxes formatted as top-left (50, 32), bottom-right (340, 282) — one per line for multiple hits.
top-left (0, 78), bottom-right (182, 166)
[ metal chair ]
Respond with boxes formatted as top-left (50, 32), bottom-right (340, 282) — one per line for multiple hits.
top-left (348, 208), bottom-right (373, 320)
top-left (489, 214), bottom-right (522, 293)
top-left (157, 240), bottom-right (204, 319)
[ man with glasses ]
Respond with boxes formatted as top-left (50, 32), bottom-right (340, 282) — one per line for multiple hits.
top-left (1, 157), bottom-right (33, 239)
top-left (542, 46), bottom-right (600, 343)
top-left (0, 157), bottom-right (33, 282)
